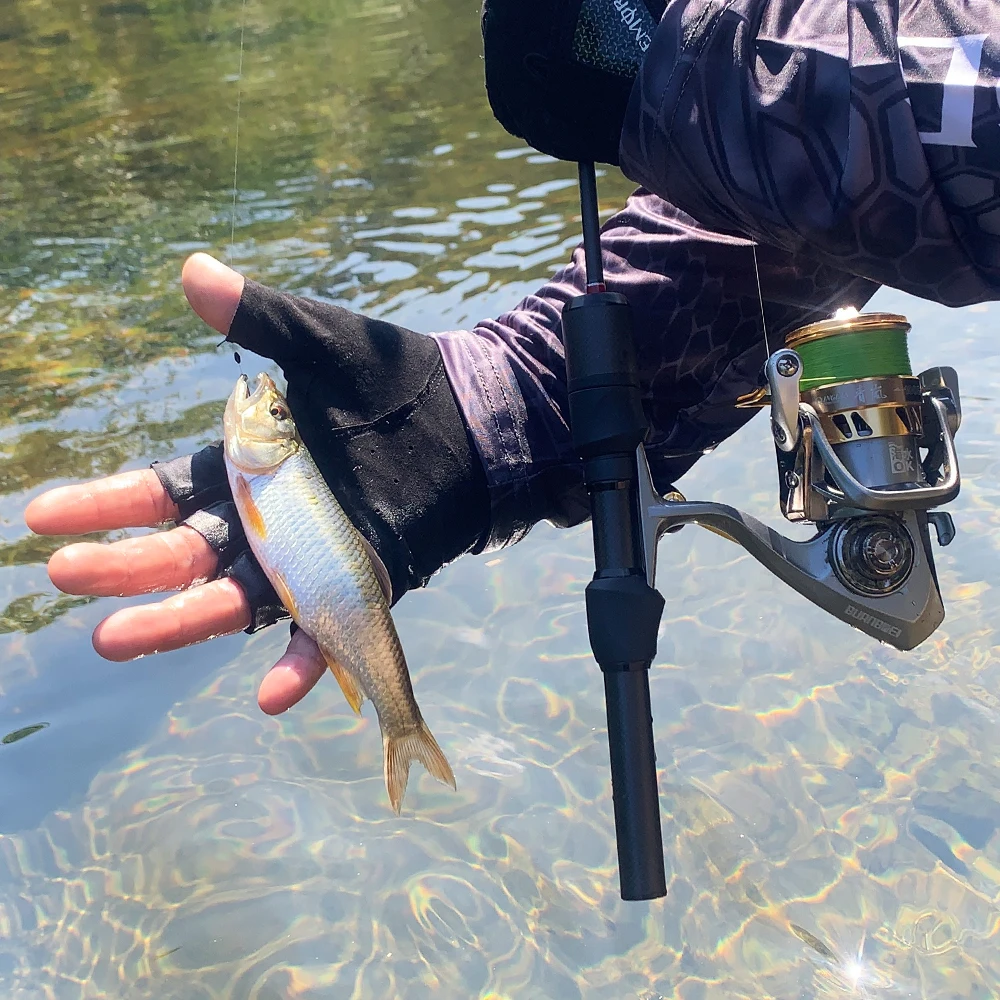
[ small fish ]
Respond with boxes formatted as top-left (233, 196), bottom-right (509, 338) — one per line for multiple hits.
top-left (789, 923), bottom-right (837, 961)
top-left (223, 373), bottom-right (456, 812)
top-left (1, 723), bottom-right (49, 745)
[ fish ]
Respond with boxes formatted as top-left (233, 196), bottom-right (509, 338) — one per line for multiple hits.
top-left (223, 372), bottom-right (456, 813)
top-left (789, 923), bottom-right (837, 961)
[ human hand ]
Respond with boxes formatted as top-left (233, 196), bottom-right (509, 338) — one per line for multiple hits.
top-left (28, 249), bottom-right (490, 714)
top-left (25, 254), bottom-right (328, 715)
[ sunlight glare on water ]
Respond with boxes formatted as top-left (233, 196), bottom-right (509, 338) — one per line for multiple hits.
top-left (2, 0), bottom-right (1000, 996)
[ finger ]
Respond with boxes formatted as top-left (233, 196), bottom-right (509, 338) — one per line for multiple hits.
top-left (92, 577), bottom-right (250, 661)
top-left (182, 252), bottom-right (245, 335)
top-left (25, 469), bottom-right (178, 536)
top-left (257, 628), bottom-right (328, 716)
top-left (47, 526), bottom-right (219, 597)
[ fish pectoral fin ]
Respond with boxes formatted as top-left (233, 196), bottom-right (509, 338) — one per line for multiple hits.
top-left (234, 474), bottom-right (268, 541)
top-left (321, 651), bottom-right (365, 716)
top-left (357, 531), bottom-right (393, 605)
top-left (383, 720), bottom-right (457, 815)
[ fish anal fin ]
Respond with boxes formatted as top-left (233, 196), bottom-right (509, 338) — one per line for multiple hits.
top-left (357, 531), bottom-right (392, 604)
top-left (321, 650), bottom-right (365, 716)
top-left (383, 720), bottom-right (457, 814)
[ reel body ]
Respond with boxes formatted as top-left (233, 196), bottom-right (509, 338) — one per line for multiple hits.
top-left (640, 311), bottom-right (962, 651)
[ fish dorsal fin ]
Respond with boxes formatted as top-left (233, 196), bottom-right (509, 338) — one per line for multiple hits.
top-left (321, 649), bottom-right (365, 716)
top-left (358, 531), bottom-right (393, 605)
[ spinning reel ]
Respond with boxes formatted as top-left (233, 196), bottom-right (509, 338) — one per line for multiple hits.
top-left (641, 309), bottom-right (962, 652)
top-left (563, 164), bottom-right (963, 902)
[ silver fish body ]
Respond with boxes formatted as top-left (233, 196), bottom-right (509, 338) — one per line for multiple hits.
top-left (222, 373), bottom-right (455, 813)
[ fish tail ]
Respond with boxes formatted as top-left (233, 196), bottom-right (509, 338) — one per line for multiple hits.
top-left (383, 720), bottom-right (456, 814)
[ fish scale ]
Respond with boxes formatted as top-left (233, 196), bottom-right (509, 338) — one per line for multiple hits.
top-left (223, 373), bottom-right (456, 813)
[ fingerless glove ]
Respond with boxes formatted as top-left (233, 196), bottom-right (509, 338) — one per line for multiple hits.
top-left (153, 281), bottom-right (492, 631)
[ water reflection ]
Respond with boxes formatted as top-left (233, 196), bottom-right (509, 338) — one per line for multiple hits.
top-left (3, 0), bottom-right (1000, 994)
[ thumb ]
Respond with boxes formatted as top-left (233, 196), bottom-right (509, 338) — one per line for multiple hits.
top-left (181, 252), bottom-right (321, 369)
top-left (181, 253), bottom-right (245, 335)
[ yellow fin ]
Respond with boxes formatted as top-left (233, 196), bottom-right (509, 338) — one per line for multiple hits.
top-left (322, 650), bottom-right (364, 716)
top-left (383, 720), bottom-right (456, 814)
top-left (269, 567), bottom-right (299, 620)
top-left (234, 474), bottom-right (267, 540)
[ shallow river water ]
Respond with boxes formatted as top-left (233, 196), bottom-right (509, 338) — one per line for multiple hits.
top-left (3, 0), bottom-right (1000, 997)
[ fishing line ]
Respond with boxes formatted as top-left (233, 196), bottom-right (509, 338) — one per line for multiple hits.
top-left (226, 0), bottom-right (248, 376)
top-left (750, 241), bottom-right (771, 360)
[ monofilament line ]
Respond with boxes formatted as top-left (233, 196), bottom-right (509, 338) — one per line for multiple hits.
top-left (228, 0), bottom-right (248, 266)
top-left (750, 241), bottom-right (771, 359)
top-left (226, 0), bottom-right (248, 373)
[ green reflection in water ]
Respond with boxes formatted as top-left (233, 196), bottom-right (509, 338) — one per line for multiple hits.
top-left (0, 593), bottom-right (94, 635)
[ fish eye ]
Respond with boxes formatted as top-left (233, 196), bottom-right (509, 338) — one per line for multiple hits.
top-left (269, 403), bottom-right (289, 421)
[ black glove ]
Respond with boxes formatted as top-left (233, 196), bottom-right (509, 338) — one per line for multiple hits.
top-left (152, 281), bottom-right (491, 632)
top-left (482, 0), bottom-right (665, 165)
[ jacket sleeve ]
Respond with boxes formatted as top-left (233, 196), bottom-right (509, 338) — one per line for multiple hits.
top-left (432, 189), bottom-right (878, 549)
top-left (619, 0), bottom-right (1000, 307)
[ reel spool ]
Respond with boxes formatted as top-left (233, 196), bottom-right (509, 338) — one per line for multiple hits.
top-left (790, 313), bottom-right (924, 492)
top-left (756, 309), bottom-right (961, 522)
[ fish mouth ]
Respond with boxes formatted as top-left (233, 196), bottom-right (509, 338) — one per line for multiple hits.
top-left (235, 372), bottom-right (277, 410)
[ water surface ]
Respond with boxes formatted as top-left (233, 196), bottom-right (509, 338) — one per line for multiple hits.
top-left (3, 0), bottom-right (1000, 996)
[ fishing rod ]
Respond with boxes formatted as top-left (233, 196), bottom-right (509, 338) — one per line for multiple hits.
top-left (562, 162), bottom-right (666, 900)
top-left (564, 162), bottom-right (963, 902)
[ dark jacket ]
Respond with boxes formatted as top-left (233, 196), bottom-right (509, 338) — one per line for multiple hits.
top-left (435, 193), bottom-right (876, 547)
top-left (439, 0), bottom-right (994, 544)
top-left (620, 0), bottom-right (1000, 305)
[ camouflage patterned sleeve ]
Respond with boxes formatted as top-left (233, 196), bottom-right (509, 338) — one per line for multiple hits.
top-left (432, 189), bottom-right (878, 550)
top-left (619, 0), bottom-right (1000, 307)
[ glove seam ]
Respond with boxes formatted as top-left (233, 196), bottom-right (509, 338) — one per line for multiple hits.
top-left (452, 330), bottom-right (532, 487)
top-left (295, 355), bottom-right (451, 439)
